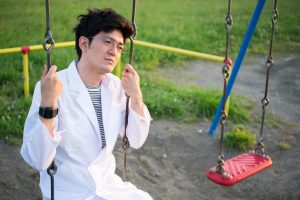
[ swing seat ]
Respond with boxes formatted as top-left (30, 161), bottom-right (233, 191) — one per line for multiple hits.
top-left (206, 152), bottom-right (272, 186)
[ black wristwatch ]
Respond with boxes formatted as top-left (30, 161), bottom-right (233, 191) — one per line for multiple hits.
top-left (39, 107), bottom-right (59, 119)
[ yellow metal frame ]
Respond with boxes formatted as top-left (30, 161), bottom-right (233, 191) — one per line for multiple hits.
top-left (22, 53), bottom-right (30, 97)
top-left (134, 40), bottom-right (224, 62)
top-left (0, 40), bottom-right (226, 98)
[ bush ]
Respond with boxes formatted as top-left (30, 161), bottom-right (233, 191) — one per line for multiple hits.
top-left (141, 77), bottom-right (252, 123)
top-left (224, 125), bottom-right (256, 151)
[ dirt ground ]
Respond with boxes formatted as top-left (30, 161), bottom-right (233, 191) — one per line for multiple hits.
top-left (0, 55), bottom-right (299, 200)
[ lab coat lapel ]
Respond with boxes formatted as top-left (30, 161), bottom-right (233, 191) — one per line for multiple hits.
top-left (67, 61), bottom-right (100, 137)
top-left (101, 78), bottom-right (113, 151)
top-left (76, 87), bottom-right (100, 136)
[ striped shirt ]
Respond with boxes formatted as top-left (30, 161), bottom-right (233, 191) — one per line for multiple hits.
top-left (85, 84), bottom-right (106, 149)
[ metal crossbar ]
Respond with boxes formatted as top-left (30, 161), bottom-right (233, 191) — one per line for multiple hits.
top-left (0, 40), bottom-right (224, 97)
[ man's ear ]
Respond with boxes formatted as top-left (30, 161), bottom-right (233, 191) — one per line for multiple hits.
top-left (79, 36), bottom-right (89, 54)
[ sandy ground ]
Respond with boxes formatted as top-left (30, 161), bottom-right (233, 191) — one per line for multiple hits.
top-left (0, 55), bottom-right (299, 200)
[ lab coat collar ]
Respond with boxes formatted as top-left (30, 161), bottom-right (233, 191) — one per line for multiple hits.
top-left (67, 60), bottom-right (111, 92)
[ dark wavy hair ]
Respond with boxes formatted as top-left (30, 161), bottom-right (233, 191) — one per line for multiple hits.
top-left (73, 8), bottom-right (133, 60)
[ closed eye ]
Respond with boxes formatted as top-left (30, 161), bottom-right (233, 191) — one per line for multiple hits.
top-left (103, 39), bottom-right (113, 45)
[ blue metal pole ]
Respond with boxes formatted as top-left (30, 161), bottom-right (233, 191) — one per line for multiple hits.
top-left (209, 0), bottom-right (266, 136)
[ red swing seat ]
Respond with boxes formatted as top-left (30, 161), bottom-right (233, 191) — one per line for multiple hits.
top-left (206, 152), bottom-right (272, 186)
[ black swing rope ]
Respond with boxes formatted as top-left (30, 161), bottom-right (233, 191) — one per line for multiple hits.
top-left (122, 0), bottom-right (137, 182)
top-left (255, 0), bottom-right (279, 156)
top-left (213, 0), bottom-right (233, 176)
top-left (42, 0), bottom-right (57, 200)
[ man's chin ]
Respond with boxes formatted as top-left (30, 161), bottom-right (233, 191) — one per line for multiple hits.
top-left (102, 66), bottom-right (115, 74)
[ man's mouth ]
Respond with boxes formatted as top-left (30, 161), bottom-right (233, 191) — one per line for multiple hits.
top-left (105, 58), bottom-right (114, 64)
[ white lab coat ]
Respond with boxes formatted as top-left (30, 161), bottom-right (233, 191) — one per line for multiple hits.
top-left (20, 61), bottom-right (153, 200)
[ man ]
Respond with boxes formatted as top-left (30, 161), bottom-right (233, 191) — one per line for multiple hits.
top-left (21, 8), bottom-right (153, 200)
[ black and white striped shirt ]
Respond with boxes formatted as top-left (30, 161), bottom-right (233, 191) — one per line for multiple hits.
top-left (85, 84), bottom-right (106, 149)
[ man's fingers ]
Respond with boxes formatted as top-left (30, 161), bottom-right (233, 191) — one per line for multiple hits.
top-left (122, 71), bottom-right (133, 80)
top-left (124, 64), bottom-right (135, 73)
top-left (49, 65), bottom-right (57, 74)
top-left (45, 65), bottom-right (57, 78)
top-left (41, 65), bottom-right (48, 79)
top-left (42, 65), bottom-right (58, 81)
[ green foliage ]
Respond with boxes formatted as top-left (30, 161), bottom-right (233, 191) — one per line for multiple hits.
top-left (224, 125), bottom-right (256, 151)
top-left (1, 0), bottom-right (299, 64)
top-left (227, 96), bottom-right (253, 123)
top-left (0, 96), bottom-right (32, 143)
top-left (141, 77), bottom-right (251, 123)
top-left (278, 141), bottom-right (291, 151)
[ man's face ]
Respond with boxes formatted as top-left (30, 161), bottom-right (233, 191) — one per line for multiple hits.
top-left (84, 30), bottom-right (125, 74)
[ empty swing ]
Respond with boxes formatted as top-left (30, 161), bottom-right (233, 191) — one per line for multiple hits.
top-left (206, 0), bottom-right (278, 186)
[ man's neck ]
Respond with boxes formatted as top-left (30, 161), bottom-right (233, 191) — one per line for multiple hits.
top-left (76, 59), bottom-right (104, 87)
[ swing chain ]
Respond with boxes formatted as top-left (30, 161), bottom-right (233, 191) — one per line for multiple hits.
top-left (43, 1), bottom-right (57, 200)
top-left (256, 0), bottom-right (278, 154)
top-left (128, 0), bottom-right (137, 65)
top-left (43, 31), bottom-right (55, 53)
top-left (224, 0), bottom-right (232, 62)
top-left (47, 160), bottom-right (57, 199)
top-left (272, 4), bottom-right (279, 24)
top-left (122, 92), bottom-right (131, 154)
top-left (215, 0), bottom-right (232, 176)
top-left (254, 141), bottom-right (265, 156)
top-left (224, 0), bottom-right (233, 31)
top-left (222, 64), bottom-right (230, 79)
top-left (122, 97), bottom-right (130, 181)
top-left (122, 0), bottom-right (137, 182)
top-left (47, 160), bottom-right (57, 175)
top-left (225, 15), bottom-right (233, 30)
top-left (131, 0), bottom-right (137, 39)
top-left (43, 0), bottom-right (55, 68)
top-left (210, 154), bottom-right (229, 178)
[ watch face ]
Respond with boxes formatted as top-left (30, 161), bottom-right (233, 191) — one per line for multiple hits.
top-left (44, 108), bottom-right (54, 118)
top-left (39, 107), bottom-right (58, 119)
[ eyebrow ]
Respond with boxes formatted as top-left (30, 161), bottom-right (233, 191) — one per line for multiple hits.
top-left (103, 36), bottom-right (124, 45)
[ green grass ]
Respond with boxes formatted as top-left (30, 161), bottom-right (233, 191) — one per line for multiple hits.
top-left (1, 0), bottom-right (299, 63)
top-left (278, 140), bottom-right (291, 151)
top-left (0, 0), bottom-right (299, 142)
top-left (224, 125), bottom-right (256, 151)
top-left (141, 76), bottom-right (252, 123)
top-left (0, 96), bottom-right (32, 144)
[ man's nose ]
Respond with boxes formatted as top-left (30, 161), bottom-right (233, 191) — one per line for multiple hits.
top-left (108, 45), bottom-right (118, 55)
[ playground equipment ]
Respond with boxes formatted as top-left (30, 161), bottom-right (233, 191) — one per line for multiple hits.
top-left (206, 0), bottom-right (278, 186)
top-left (0, 0), bottom-right (279, 190)
top-left (122, 0), bottom-right (137, 182)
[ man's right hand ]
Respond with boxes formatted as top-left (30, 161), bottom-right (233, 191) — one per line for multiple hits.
top-left (40, 65), bottom-right (63, 108)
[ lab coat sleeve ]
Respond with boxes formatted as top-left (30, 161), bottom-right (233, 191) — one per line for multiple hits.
top-left (119, 87), bottom-right (151, 149)
top-left (126, 103), bottom-right (151, 149)
top-left (20, 81), bottom-right (62, 171)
